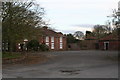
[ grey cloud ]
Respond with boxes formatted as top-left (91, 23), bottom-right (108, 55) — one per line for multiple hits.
top-left (72, 24), bottom-right (95, 28)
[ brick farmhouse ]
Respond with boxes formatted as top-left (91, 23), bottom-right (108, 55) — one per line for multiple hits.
top-left (15, 27), bottom-right (67, 51)
top-left (39, 27), bottom-right (67, 51)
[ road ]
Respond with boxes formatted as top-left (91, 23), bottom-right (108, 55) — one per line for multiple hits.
top-left (3, 50), bottom-right (118, 78)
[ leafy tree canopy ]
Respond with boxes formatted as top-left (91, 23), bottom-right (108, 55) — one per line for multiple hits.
top-left (2, 1), bottom-right (46, 51)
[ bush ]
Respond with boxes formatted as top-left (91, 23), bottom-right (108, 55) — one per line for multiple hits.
top-left (39, 44), bottom-right (49, 51)
top-left (27, 40), bottom-right (40, 51)
top-left (27, 40), bottom-right (49, 51)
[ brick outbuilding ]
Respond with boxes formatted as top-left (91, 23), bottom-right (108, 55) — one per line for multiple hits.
top-left (99, 34), bottom-right (120, 50)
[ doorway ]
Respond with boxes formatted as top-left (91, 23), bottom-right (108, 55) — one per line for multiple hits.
top-left (104, 42), bottom-right (109, 50)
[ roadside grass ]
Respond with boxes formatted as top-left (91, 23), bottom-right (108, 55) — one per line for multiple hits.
top-left (2, 52), bottom-right (51, 65)
top-left (0, 52), bottom-right (2, 58)
top-left (2, 52), bottom-right (23, 59)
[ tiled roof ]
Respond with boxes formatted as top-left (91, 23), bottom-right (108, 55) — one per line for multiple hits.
top-left (99, 34), bottom-right (119, 40)
top-left (40, 27), bottom-right (65, 37)
top-left (85, 36), bottom-right (97, 40)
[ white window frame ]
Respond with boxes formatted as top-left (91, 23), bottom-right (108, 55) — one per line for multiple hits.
top-left (46, 43), bottom-right (49, 46)
top-left (104, 42), bottom-right (109, 50)
top-left (51, 37), bottom-right (54, 42)
top-left (18, 46), bottom-right (21, 49)
top-left (46, 36), bottom-right (49, 42)
top-left (60, 37), bottom-right (63, 42)
top-left (60, 43), bottom-right (63, 49)
top-left (51, 43), bottom-right (54, 49)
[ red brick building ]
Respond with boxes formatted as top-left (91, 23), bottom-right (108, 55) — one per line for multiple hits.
top-left (99, 34), bottom-right (120, 50)
top-left (39, 27), bottom-right (67, 51)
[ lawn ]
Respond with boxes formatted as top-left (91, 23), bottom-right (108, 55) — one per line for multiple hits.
top-left (0, 52), bottom-right (1, 58)
top-left (2, 52), bottom-right (50, 65)
top-left (2, 52), bottom-right (23, 59)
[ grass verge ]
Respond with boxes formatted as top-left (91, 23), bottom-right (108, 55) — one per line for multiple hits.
top-left (2, 52), bottom-right (23, 59)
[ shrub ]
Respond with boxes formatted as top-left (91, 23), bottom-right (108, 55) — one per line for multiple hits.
top-left (27, 40), bottom-right (40, 51)
top-left (39, 44), bottom-right (49, 51)
top-left (27, 40), bottom-right (49, 51)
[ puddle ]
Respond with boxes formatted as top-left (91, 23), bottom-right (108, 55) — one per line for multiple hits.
top-left (60, 69), bottom-right (80, 75)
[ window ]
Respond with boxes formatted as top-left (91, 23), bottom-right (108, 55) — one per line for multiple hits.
top-left (46, 36), bottom-right (49, 42)
top-left (51, 43), bottom-right (54, 49)
top-left (60, 37), bottom-right (63, 49)
top-left (46, 43), bottom-right (49, 46)
top-left (60, 37), bottom-right (63, 42)
top-left (60, 43), bottom-right (63, 49)
top-left (18, 47), bottom-right (21, 49)
top-left (51, 37), bottom-right (54, 42)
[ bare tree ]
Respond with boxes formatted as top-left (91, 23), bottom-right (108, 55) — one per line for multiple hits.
top-left (2, 1), bottom-right (46, 52)
top-left (73, 31), bottom-right (84, 40)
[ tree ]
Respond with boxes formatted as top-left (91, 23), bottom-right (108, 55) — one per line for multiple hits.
top-left (112, 4), bottom-right (120, 35)
top-left (105, 21), bottom-right (112, 33)
top-left (111, 9), bottom-right (120, 28)
top-left (85, 31), bottom-right (93, 38)
top-left (107, 1), bottom-right (120, 36)
top-left (92, 25), bottom-right (108, 39)
top-left (66, 34), bottom-right (79, 43)
top-left (2, 1), bottom-right (45, 52)
top-left (73, 31), bottom-right (84, 40)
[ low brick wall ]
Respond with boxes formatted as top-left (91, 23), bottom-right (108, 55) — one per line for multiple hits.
top-left (79, 40), bottom-right (97, 50)
top-left (2, 55), bottom-right (26, 64)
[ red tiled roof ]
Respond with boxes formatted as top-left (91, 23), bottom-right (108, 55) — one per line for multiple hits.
top-left (99, 34), bottom-right (119, 40)
top-left (85, 36), bottom-right (97, 40)
top-left (40, 27), bottom-right (65, 37)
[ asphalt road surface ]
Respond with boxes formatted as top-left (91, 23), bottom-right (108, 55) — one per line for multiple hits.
top-left (3, 50), bottom-right (118, 78)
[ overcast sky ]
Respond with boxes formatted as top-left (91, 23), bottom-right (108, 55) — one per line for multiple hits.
top-left (35, 0), bottom-right (119, 34)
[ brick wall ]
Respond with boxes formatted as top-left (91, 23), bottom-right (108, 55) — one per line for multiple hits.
top-left (79, 40), bottom-right (98, 50)
top-left (99, 40), bottom-right (120, 50)
top-left (40, 36), bottom-right (67, 51)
